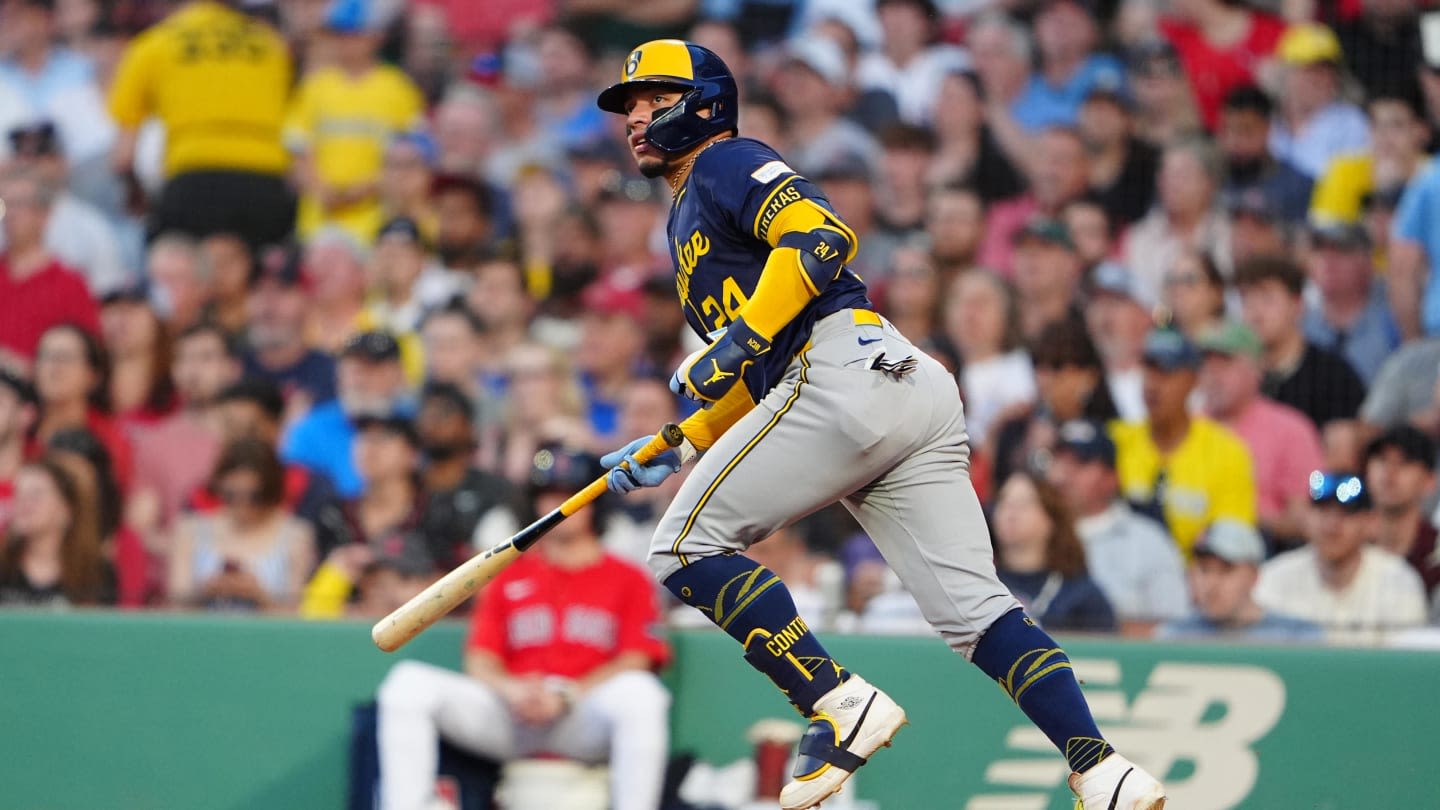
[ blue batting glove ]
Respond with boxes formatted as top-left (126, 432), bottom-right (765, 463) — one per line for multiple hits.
top-left (601, 436), bottom-right (681, 494)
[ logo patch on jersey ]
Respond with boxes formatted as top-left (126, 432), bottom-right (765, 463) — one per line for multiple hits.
top-left (750, 160), bottom-right (795, 184)
top-left (755, 180), bottom-right (803, 242)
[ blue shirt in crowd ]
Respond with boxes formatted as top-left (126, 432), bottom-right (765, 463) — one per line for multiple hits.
top-left (1392, 162), bottom-right (1440, 336)
top-left (1012, 55), bottom-right (1126, 133)
top-left (1303, 285), bottom-right (1401, 385)
top-left (282, 400), bottom-right (361, 499)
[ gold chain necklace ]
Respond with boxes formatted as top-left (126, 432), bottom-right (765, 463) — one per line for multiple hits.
top-left (668, 136), bottom-right (730, 199)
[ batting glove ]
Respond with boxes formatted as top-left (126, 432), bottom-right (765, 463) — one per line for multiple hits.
top-left (601, 436), bottom-right (681, 494)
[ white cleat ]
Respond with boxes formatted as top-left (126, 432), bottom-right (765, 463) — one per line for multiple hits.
top-left (778, 674), bottom-right (907, 810)
top-left (1069, 753), bottom-right (1167, 810)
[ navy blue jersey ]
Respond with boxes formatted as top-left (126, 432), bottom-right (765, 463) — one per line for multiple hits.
top-left (667, 138), bottom-right (872, 399)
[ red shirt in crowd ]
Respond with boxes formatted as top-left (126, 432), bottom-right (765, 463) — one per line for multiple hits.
top-left (1160, 13), bottom-right (1286, 131)
top-left (0, 256), bottom-right (101, 363)
top-left (466, 550), bottom-right (670, 680)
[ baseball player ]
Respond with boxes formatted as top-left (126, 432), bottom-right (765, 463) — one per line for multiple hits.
top-left (595, 40), bottom-right (1167, 809)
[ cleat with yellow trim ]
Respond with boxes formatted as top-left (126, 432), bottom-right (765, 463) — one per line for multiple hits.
top-left (1069, 753), bottom-right (1166, 810)
top-left (778, 674), bottom-right (906, 810)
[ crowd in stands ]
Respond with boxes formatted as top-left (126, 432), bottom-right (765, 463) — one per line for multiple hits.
top-left (3, 0), bottom-right (1440, 648)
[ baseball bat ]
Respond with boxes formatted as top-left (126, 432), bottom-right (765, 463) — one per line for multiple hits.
top-left (371, 423), bottom-right (686, 652)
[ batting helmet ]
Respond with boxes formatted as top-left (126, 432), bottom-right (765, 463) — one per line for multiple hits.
top-left (596, 39), bottom-right (738, 154)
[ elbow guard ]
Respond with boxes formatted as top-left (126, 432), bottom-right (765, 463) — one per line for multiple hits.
top-left (778, 227), bottom-right (851, 296)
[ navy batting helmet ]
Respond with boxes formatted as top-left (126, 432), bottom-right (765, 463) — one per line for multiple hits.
top-left (596, 39), bottom-right (738, 154)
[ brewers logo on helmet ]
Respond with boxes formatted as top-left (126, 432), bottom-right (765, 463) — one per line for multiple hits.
top-left (596, 39), bottom-right (738, 154)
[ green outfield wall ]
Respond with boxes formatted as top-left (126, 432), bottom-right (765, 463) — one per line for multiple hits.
top-left (1, 612), bottom-right (1435, 809)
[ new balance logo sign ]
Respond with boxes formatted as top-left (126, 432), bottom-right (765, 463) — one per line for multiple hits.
top-left (966, 660), bottom-right (1285, 810)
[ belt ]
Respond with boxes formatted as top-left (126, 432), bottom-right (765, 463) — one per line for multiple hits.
top-left (852, 309), bottom-right (882, 327)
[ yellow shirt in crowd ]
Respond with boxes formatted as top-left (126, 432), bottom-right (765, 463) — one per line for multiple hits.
top-left (1311, 153), bottom-right (1431, 226)
top-left (285, 64), bottom-right (424, 241)
top-left (108, 1), bottom-right (292, 177)
top-left (1110, 417), bottom-right (1258, 558)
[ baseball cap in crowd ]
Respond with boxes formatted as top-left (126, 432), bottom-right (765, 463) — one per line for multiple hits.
top-left (1141, 327), bottom-right (1202, 371)
top-left (783, 37), bottom-right (848, 86)
top-left (323, 0), bottom-right (369, 33)
top-left (7, 121), bottom-right (59, 158)
top-left (1277, 23), bottom-right (1343, 67)
top-left (1225, 187), bottom-right (1282, 224)
top-left (1195, 321), bottom-right (1263, 361)
top-left (351, 408), bottom-right (421, 446)
top-left (582, 276), bottom-right (647, 323)
top-left (1363, 425), bottom-right (1437, 468)
top-left (377, 215), bottom-right (425, 247)
top-left (369, 530), bottom-right (437, 578)
top-left (99, 278), bottom-right (151, 307)
top-left (1013, 216), bottom-right (1074, 250)
top-left (420, 380), bottom-right (475, 418)
top-left (342, 330), bottom-right (402, 363)
top-left (1055, 420), bottom-right (1117, 468)
top-left (390, 130), bottom-right (439, 167)
top-left (1308, 470), bottom-right (1372, 511)
top-left (1193, 519), bottom-right (1266, 565)
top-left (1082, 70), bottom-right (1132, 109)
top-left (1308, 220), bottom-right (1370, 252)
top-left (1087, 260), bottom-right (1138, 301)
top-left (1126, 39), bottom-right (1181, 77)
top-left (250, 242), bottom-right (305, 288)
top-left (0, 367), bottom-right (37, 408)
top-left (529, 445), bottom-right (604, 495)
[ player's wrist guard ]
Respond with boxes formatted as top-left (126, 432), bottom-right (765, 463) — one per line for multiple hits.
top-left (682, 317), bottom-right (770, 403)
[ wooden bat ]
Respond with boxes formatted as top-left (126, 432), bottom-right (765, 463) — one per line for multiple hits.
top-left (371, 424), bottom-right (686, 652)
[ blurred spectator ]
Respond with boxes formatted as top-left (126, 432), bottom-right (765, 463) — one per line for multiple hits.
top-left (878, 246), bottom-right (942, 351)
top-left (128, 323), bottom-right (239, 538)
top-left (639, 275), bottom-right (690, 379)
top-left (429, 84), bottom-right (491, 177)
top-left (1389, 158), bottom-right (1440, 340)
top-left (286, 0), bottom-right (424, 241)
top-left (1335, 0), bottom-right (1423, 104)
top-left (1226, 187), bottom-right (1293, 266)
top-left (993, 470), bottom-right (1117, 633)
top-left (594, 174), bottom-right (665, 280)
top-left (0, 457), bottom-right (113, 606)
top-left (419, 303), bottom-right (488, 421)
top-left (1362, 426), bottom-right (1440, 598)
top-left (1218, 86), bottom-right (1312, 224)
top-left (1255, 470), bottom-right (1426, 641)
top-left (774, 37), bottom-right (879, 180)
top-left (928, 72), bottom-right (1025, 203)
top-left (432, 173), bottom-right (495, 271)
top-left (1111, 327), bottom-right (1257, 556)
top-left (375, 446), bottom-right (670, 810)
top-left (941, 271), bottom-right (1035, 450)
top-left (1161, 249), bottom-right (1227, 341)
top-left (1359, 336), bottom-right (1440, 434)
top-left (144, 233), bottom-right (208, 335)
top-left (1268, 24), bottom-right (1370, 180)
top-left (416, 382), bottom-right (522, 570)
top-left (1014, 0), bottom-right (1125, 133)
top-left (978, 127), bottom-right (1090, 274)
top-left (362, 216), bottom-right (462, 380)
top-left (532, 24), bottom-right (607, 148)
top-left (1157, 519), bottom-right (1323, 640)
top-left (874, 124), bottom-right (934, 236)
top-left (600, 378), bottom-right (685, 567)
top-left (242, 243), bottom-right (338, 413)
top-left (302, 227), bottom-right (370, 355)
top-left (466, 256), bottom-right (535, 381)
top-left (1083, 261), bottom-right (1152, 420)
top-left (484, 52), bottom-right (565, 188)
top-left (1125, 39), bottom-right (1203, 146)
top-left (108, 0), bottom-right (295, 245)
top-left (1045, 420), bottom-right (1189, 628)
top-left (1011, 216), bottom-right (1084, 342)
top-left (327, 410), bottom-right (431, 563)
top-left (576, 277), bottom-right (648, 445)
top-left (741, 523), bottom-right (845, 631)
top-left (99, 287), bottom-right (175, 424)
top-left (0, 163), bottom-right (100, 368)
top-left (1360, 180), bottom-right (1404, 270)
top-left (1158, 0), bottom-right (1285, 131)
top-left (46, 427), bottom-right (147, 607)
top-left (1196, 321), bottom-right (1324, 546)
top-left (1310, 91), bottom-right (1430, 226)
top-left (168, 438), bottom-right (315, 610)
top-left (3, 120), bottom-right (127, 295)
top-left (490, 342), bottom-right (589, 485)
top-left (284, 330), bottom-right (411, 499)
top-left (300, 520), bottom-right (437, 619)
top-left (1125, 137), bottom-right (1233, 307)
top-left (32, 323), bottom-right (132, 491)
top-left (1062, 197), bottom-right (1117, 275)
top-left (0, 369), bottom-right (37, 529)
top-left (0, 0), bottom-right (116, 189)
top-left (856, 0), bottom-right (969, 125)
top-left (925, 185), bottom-right (984, 281)
top-left (377, 131), bottom-right (440, 239)
top-left (198, 232), bottom-right (255, 337)
top-left (1303, 222), bottom-right (1400, 385)
top-left (967, 12), bottom-right (1033, 150)
top-left (1235, 255), bottom-right (1367, 429)
top-left (992, 317), bottom-right (1119, 489)
top-left (1078, 80), bottom-right (1159, 227)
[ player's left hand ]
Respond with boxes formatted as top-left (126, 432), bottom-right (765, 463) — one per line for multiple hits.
top-left (601, 436), bottom-right (681, 494)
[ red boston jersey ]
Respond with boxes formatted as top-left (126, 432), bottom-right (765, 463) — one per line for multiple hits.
top-left (0, 257), bottom-right (101, 361)
top-left (466, 550), bottom-right (670, 679)
top-left (1160, 14), bottom-right (1285, 131)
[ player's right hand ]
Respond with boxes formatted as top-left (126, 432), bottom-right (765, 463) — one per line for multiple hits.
top-left (601, 435), bottom-right (681, 494)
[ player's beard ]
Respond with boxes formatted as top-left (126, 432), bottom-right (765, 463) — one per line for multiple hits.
top-left (637, 154), bottom-right (671, 178)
